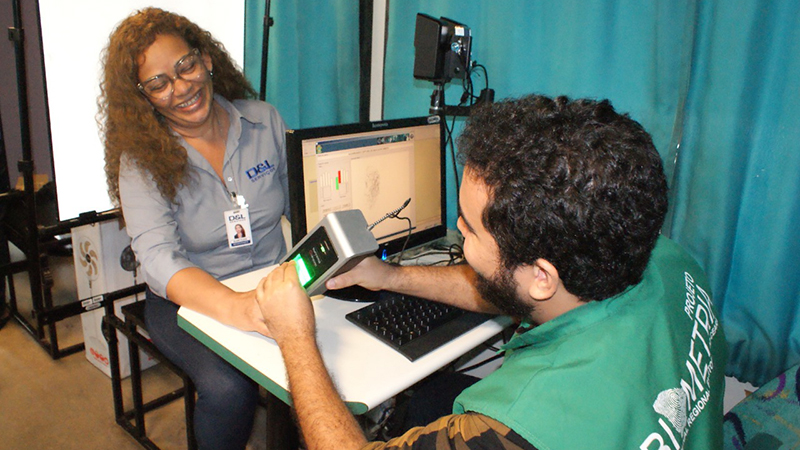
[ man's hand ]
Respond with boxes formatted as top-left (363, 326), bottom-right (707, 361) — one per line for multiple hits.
top-left (325, 256), bottom-right (396, 291)
top-left (256, 263), bottom-right (368, 450)
top-left (255, 262), bottom-right (316, 343)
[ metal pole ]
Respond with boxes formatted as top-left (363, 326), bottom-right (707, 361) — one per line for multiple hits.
top-left (358, 0), bottom-right (373, 123)
top-left (9, 0), bottom-right (47, 345)
top-left (259, 0), bottom-right (273, 101)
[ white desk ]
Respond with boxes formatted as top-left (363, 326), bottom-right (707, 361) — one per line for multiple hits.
top-left (178, 265), bottom-right (511, 414)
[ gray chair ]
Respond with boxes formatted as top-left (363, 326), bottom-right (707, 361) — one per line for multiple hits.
top-left (104, 298), bottom-right (197, 450)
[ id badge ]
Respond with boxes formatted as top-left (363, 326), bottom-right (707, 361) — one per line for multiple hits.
top-left (225, 207), bottom-right (253, 248)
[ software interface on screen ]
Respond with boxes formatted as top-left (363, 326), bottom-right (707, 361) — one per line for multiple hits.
top-left (296, 122), bottom-right (443, 247)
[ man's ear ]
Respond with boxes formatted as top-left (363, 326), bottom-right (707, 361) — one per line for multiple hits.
top-left (527, 258), bottom-right (560, 301)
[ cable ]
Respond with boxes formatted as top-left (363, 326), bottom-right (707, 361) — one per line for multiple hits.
top-left (447, 243), bottom-right (464, 265)
top-left (392, 215), bottom-right (413, 263)
top-left (404, 250), bottom-right (451, 260)
top-left (400, 249), bottom-right (460, 266)
top-left (456, 352), bottom-right (505, 374)
top-left (368, 198), bottom-right (411, 231)
top-left (472, 63), bottom-right (489, 92)
top-left (445, 114), bottom-right (461, 196)
top-left (449, 61), bottom-right (493, 197)
top-left (437, 60), bottom-right (492, 209)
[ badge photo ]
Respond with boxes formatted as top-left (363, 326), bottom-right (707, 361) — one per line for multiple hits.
top-left (225, 208), bottom-right (253, 248)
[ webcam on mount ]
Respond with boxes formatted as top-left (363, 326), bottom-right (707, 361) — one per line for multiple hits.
top-left (413, 14), bottom-right (471, 84)
top-left (413, 13), bottom-right (494, 116)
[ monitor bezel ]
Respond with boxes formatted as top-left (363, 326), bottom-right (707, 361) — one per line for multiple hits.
top-left (285, 116), bottom-right (447, 258)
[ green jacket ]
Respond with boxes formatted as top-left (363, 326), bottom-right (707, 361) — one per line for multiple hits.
top-left (454, 236), bottom-right (727, 450)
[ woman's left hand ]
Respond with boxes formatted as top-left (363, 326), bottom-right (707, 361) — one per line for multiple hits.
top-left (225, 290), bottom-right (272, 337)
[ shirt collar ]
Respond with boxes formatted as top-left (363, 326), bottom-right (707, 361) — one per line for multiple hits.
top-left (212, 95), bottom-right (240, 148)
top-left (499, 300), bottom-right (609, 352)
top-left (499, 237), bottom-right (668, 352)
top-left (500, 263), bottom-right (661, 353)
top-left (215, 94), bottom-right (266, 125)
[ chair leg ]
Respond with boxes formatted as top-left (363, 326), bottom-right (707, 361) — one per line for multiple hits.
top-left (102, 312), bottom-right (125, 423)
top-left (264, 391), bottom-right (300, 450)
top-left (184, 377), bottom-right (197, 450)
top-left (128, 332), bottom-right (147, 438)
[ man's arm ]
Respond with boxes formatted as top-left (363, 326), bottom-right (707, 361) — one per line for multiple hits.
top-left (325, 257), bottom-right (502, 314)
top-left (256, 262), bottom-right (367, 450)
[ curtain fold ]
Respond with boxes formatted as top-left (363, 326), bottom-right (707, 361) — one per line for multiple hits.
top-left (244, 0), bottom-right (360, 129)
top-left (383, 0), bottom-right (692, 233)
top-left (669, 0), bottom-right (800, 386)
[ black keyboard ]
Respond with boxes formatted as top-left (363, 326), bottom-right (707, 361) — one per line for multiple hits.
top-left (345, 292), bottom-right (491, 361)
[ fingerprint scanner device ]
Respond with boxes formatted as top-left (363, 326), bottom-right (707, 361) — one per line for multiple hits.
top-left (283, 209), bottom-right (378, 297)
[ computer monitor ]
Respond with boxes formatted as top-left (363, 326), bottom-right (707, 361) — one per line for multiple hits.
top-left (285, 116), bottom-right (447, 260)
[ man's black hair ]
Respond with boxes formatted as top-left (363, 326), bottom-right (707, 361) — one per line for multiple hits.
top-left (458, 94), bottom-right (668, 301)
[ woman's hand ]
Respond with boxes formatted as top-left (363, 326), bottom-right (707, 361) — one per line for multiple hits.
top-left (226, 290), bottom-right (272, 337)
top-left (255, 262), bottom-right (316, 343)
top-left (165, 267), bottom-right (273, 334)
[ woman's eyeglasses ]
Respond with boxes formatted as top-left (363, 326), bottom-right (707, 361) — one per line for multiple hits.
top-left (137, 48), bottom-right (207, 101)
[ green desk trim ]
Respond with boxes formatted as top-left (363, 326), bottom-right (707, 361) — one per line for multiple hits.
top-left (177, 314), bottom-right (370, 415)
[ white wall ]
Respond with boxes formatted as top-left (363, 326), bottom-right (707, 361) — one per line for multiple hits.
top-left (38, 0), bottom-right (245, 221)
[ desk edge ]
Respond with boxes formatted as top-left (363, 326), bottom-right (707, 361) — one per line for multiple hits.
top-left (177, 313), bottom-right (370, 415)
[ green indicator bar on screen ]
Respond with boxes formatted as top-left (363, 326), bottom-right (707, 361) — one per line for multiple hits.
top-left (335, 178), bottom-right (339, 190)
top-left (292, 254), bottom-right (313, 287)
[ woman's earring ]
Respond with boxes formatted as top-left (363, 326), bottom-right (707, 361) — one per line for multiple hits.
top-left (209, 70), bottom-right (214, 78)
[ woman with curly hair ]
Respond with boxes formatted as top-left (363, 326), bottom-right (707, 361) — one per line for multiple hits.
top-left (99, 8), bottom-right (290, 449)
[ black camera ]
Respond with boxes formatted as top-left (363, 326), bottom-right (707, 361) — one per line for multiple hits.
top-left (413, 14), bottom-right (472, 84)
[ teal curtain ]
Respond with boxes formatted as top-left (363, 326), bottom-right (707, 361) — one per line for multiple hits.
top-left (245, 0), bottom-right (800, 386)
top-left (384, 0), bottom-right (693, 238)
top-left (244, 0), bottom-right (360, 129)
top-left (383, 1), bottom-right (800, 385)
top-left (669, 0), bottom-right (800, 386)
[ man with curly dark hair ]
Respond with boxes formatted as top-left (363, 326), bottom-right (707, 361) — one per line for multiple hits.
top-left (458, 94), bottom-right (668, 308)
top-left (255, 94), bottom-right (727, 450)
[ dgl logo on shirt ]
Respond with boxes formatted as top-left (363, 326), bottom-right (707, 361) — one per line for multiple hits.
top-left (246, 159), bottom-right (276, 182)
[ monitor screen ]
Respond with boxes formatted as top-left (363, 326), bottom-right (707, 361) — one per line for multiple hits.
top-left (286, 116), bottom-right (446, 259)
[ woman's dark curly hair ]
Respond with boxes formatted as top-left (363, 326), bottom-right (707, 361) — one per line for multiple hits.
top-left (458, 94), bottom-right (668, 301)
top-left (98, 7), bottom-right (256, 204)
